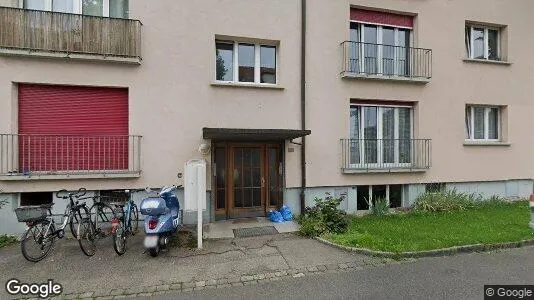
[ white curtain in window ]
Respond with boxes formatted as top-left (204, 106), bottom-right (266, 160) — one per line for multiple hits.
top-left (109, 0), bottom-right (129, 18)
top-left (465, 107), bottom-right (472, 139)
top-left (53, 0), bottom-right (75, 13)
top-left (24, 0), bottom-right (46, 10)
top-left (473, 107), bottom-right (485, 139)
top-left (83, 0), bottom-right (104, 16)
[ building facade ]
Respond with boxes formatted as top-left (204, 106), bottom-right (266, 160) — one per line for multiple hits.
top-left (1, 0), bottom-right (533, 235)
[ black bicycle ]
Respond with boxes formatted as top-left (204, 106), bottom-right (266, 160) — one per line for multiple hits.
top-left (76, 195), bottom-right (118, 256)
top-left (17, 188), bottom-right (90, 262)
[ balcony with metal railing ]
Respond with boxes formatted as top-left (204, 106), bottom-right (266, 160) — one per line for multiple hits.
top-left (0, 134), bottom-right (142, 180)
top-left (340, 138), bottom-right (432, 173)
top-left (341, 41), bottom-right (432, 83)
top-left (0, 6), bottom-right (142, 64)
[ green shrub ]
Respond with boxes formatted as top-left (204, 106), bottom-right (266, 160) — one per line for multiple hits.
top-left (370, 197), bottom-right (389, 216)
top-left (297, 195), bottom-right (349, 237)
top-left (413, 189), bottom-right (505, 213)
top-left (0, 235), bottom-right (17, 247)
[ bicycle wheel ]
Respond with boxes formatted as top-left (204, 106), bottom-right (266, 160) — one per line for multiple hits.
top-left (90, 202), bottom-right (115, 237)
top-left (69, 205), bottom-right (90, 238)
top-left (131, 204), bottom-right (139, 235)
top-left (77, 218), bottom-right (96, 257)
top-left (21, 220), bottom-right (55, 263)
top-left (112, 220), bottom-right (127, 255)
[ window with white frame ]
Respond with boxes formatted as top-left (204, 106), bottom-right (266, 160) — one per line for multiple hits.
top-left (350, 104), bottom-right (413, 165)
top-left (22, 0), bottom-right (129, 18)
top-left (349, 22), bottom-right (412, 76)
top-left (465, 105), bottom-right (500, 141)
top-left (215, 41), bottom-right (277, 85)
top-left (465, 24), bottom-right (501, 61)
top-left (356, 185), bottom-right (403, 210)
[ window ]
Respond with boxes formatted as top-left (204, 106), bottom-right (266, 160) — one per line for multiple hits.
top-left (356, 185), bottom-right (404, 210)
top-left (20, 192), bottom-right (53, 206)
top-left (99, 190), bottom-right (128, 203)
top-left (465, 25), bottom-right (501, 61)
top-left (349, 22), bottom-right (411, 76)
top-left (465, 105), bottom-right (500, 141)
top-left (23, 0), bottom-right (129, 18)
top-left (350, 105), bottom-right (413, 166)
top-left (425, 183), bottom-right (445, 193)
top-left (215, 40), bottom-right (277, 85)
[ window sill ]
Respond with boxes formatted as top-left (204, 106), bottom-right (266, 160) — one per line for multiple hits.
top-left (211, 81), bottom-right (284, 90)
top-left (463, 58), bottom-right (512, 66)
top-left (463, 141), bottom-right (511, 147)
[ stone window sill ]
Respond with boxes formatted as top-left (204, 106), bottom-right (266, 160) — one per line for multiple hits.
top-left (463, 58), bottom-right (512, 66)
top-left (211, 81), bottom-right (284, 90)
top-left (463, 141), bottom-right (511, 147)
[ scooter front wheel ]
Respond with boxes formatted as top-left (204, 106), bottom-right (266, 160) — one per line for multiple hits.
top-left (148, 246), bottom-right (159, 257)
top-left (112, 222), bottom-right (127, 256)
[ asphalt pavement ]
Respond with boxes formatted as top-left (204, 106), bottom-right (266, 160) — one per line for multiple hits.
top-left (153, 246), bottom-right (534, 300)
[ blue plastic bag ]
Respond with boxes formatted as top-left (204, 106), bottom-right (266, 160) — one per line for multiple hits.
top-left (280, 205), bottom-right (293, 221)
top-left (268, 210), bottom-right (284, 223)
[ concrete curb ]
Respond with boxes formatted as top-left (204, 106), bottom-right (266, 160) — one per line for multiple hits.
top-left (315, 237), bottom-right (534, 259)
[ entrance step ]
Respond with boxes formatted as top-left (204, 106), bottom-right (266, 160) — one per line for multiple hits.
top-left (204, 217), bottom-right (300, 239)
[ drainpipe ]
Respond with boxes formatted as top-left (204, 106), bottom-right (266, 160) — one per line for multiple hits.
top-left (299, 0), bottom-right (307, 215)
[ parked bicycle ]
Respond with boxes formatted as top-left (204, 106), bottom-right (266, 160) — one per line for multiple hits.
top-left (16, 188), bottom-right (90, 262)
top-left (110, 189), bottom-right (140, 255)
top-left (76, 195), bottom-right (118, 257)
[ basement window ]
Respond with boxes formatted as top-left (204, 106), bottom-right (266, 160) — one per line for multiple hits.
top-left (357, 185), bottom-right (404, 210)
top-left (99, 190), bottom-right (128, 203)
top-left (425, 183), bottom-right (445, 193)
top-left (20, 192), bottom-right (53, 207)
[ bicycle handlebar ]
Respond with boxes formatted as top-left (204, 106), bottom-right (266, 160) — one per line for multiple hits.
top-left (56, 188), bottom-right (87, 199)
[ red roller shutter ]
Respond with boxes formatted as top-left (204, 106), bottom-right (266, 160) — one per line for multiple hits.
top-left (351, 8), bottom-right (413, 29)
top-left (18, 84), bottom-right (129, 172)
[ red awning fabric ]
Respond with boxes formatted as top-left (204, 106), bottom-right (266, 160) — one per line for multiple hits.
top-left (350, 8), bottom-right (413, 29)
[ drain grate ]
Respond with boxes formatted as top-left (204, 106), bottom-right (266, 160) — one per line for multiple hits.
top-left (233, 226), bottom-right (279, 238)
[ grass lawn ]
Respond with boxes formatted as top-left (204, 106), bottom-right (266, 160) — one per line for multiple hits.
top-left (0, 235), bottom-right (18, 248)
top-left (324, 201), bottom-right (534, 253)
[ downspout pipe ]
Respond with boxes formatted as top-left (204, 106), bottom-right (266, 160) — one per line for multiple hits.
top-left (300, 0), bottom-right (307, 215)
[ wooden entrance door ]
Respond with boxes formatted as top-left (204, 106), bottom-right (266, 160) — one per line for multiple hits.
top-left (213, 142), bottom-right (283, 220)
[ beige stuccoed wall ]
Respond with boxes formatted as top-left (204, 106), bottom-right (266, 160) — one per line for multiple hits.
top-left (305, 0), bottom-right (534, 187)
top-left (0, 0), bottom-right (533, 194)
top-left (0, 0), bottom-right (303, 193)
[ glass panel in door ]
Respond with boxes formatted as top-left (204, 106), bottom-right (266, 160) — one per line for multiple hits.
top-left (382, 27), bottom-right (395, 76)
top-left (363, 25), bottom-right (378, 74)
top-left (215, 147), bottom-right (226, 211)
top-left (349, 23), bottom-right (360, 73)
top-left (382, 107), bottom-right (395, 164)
top-left (233, 148), bottom-right (262, 209)
top-left (349, 107), bottom-right (360, 165)
top-left (363, 107), bottom-right (378, 164)
top-left (398, 108), bottom-right (412, 163)
top-left (268, 148), bottom-right (282, 208)
top-left (397, 29), bottom-right (410, 76)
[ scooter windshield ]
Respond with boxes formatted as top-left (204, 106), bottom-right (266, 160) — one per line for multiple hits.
top-left (159, 186), bottom-right (176, 196)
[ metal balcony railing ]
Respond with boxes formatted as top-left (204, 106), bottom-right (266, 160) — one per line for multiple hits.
top-left (0, 6), bottom-right (142, 58)
top-left (341, 41), bottom-right (432, 79)
top-left (340, 139), bottom-right (432, 172)
top-left (0, 134), bottom-right (142, 177)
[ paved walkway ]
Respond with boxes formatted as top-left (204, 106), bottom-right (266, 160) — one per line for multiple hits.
top-left (0, 232), bottom-right (381, 299)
